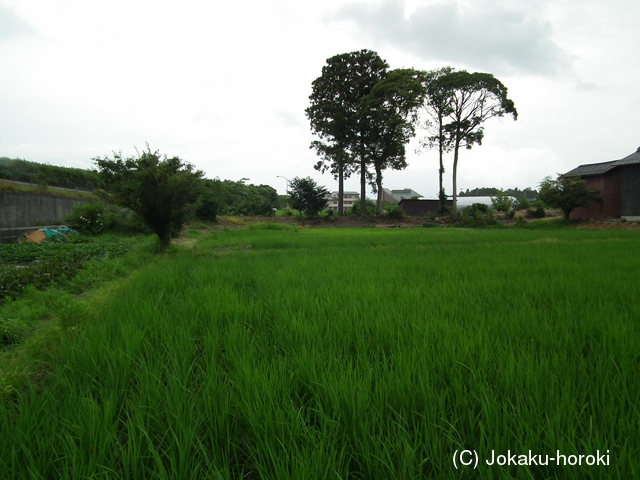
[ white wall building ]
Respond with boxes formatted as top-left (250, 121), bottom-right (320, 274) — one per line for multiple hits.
top-left (325, 191), bottom-right (360, 211)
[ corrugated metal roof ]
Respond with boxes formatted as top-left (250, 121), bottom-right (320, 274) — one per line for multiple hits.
top-left (565, 148), bottom-right (640, 177)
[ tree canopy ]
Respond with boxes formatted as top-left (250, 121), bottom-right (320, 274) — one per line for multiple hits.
top-left (424, 70), bottom-right (517, 214)
top-left (361, 68), bottom-right (426, 214)
top-left (94, 147), bottom-right (203, 250)
top-left (287, 177), bottom-right (329, 217)
top-left (538, 175), bottom-right (602, 220)
top-left (418, 66), bottom-right (456, 210)
top-left (306, 49), bottom-right (389, 216)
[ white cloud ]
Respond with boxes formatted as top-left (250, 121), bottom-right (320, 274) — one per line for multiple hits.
top-left (457, 146), bottom-right (565, 192)
top-left (0, 0), bottom-right (638, 198)
top-left (331, 0), bottom-right (573, 76)
top-left (0, 3), bottom-right (36, 42)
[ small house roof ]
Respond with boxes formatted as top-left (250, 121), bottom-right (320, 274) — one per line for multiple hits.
top-left (565, 147), bottom-right (640, 177)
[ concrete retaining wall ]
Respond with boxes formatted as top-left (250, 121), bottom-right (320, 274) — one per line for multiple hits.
top-left (0, 191), bottom-right (93, 242)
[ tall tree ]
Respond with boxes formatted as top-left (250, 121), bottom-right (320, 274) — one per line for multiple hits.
top-left (94, 146), bottom-right (203, 250)
top-left (431, 71), bottom-right (517, 214)
top-left (361, 68), bottom-right (427, 214)
top-left (418, 66), bottom-right (456, 211)
top-left (306, 49), bottom-right (388, 217)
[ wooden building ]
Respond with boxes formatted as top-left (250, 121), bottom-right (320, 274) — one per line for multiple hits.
top-left (398, 199), bottom-right (453, 216)
top-left (565, 147), bottom-right (640, 220)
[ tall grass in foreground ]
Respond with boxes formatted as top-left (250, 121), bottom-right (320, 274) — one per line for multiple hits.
top-left (1, 228), bottom-right (639, 479)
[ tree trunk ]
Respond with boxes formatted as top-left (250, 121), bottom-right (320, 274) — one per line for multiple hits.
top-left (338, 162), bottom-right (344, 216)
top-left (438, 115), bottom-right (445, 211)
top-left (452, 140), bottom-right (460, 216)
top-left (157, 232), bottom-right (171, 252)
top-left (375, 165), bottom-right (383, 215)
top-left (359, 138), bottom-right (367, 217)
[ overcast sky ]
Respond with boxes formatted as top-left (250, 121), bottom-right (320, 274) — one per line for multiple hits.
top-left (2, 0), bottom-right (638, 197)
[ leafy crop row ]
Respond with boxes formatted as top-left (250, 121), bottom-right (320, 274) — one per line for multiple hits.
top-left (0, 239), bottom-right (132, 300)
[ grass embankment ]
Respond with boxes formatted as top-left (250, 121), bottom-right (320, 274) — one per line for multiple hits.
top-left (0, 179), bottom-right (98, 200)
top-left (2, 227), bottom-right (639, 479)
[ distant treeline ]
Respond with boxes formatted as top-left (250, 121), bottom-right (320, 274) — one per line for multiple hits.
top-left (0, 157), bottom-right (286, 216)
top-left (459, 187), bottom-right (538, 200)
top-left (0, 157), bottom-right (105, 191)
top-left (203, 179), bottom-right (284, 216)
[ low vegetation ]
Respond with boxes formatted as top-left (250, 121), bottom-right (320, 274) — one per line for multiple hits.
top-left (0, 237), bottom-right (133, 300)
top-left (0, 233), bottom-right (156, 400)
top-left (0, 179), bottom-right (98, 200)
top-left (1, 226), bottom-right (638, 479)
top-left (0, 157), bottom-right (103, 191)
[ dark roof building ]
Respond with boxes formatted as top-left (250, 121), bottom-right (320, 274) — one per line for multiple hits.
top-left (565, 147), bottom-right (640, 219)
top-left (382, 188), bottom-right (422, 203)
top-left (398, 198), bottom-right (453, 216)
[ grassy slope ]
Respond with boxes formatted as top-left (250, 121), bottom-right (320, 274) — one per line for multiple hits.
top-left (0, 179), bottom-right (97, 200)
top-left (1, 227), bottom-right (639, 479)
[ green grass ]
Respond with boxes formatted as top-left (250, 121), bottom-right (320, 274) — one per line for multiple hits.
top-left (1, 227), bottom-right (639, 479)
top-left (0, 179), bottom-right (98, 199)
top-left (0, 235), bottom-right (158, 401)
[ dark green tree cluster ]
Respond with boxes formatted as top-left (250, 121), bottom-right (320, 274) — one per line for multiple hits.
top-left (346, 198), bottom-right (377, 217)
top-left (287, 177), bottom-right (328, 217)
top-left (0, 157), bottom-right (104, 191)
top-left (306, 50), bottom-right (426, 216)
top-left (205, 179), bottom-right (279, 216)
top-left (460, 186), bottom-right (538, 200)
top-left (307, 51), bottom-right (517, 216)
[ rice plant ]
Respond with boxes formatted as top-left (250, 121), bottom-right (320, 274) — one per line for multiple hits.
top-left (1, 227), bottom-right (638, 479)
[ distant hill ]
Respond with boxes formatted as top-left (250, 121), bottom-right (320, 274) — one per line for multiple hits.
top-left (0, 157), bottom-right (104, 191)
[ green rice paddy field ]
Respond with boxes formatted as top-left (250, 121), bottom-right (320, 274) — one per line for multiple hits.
top-left (1, 226), bottom-right (639, 479)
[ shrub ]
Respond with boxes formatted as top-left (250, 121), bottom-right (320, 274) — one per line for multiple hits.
top-left (514, 197), bottom-right (531, 211)
top-left (65, 201), bottom-right (147, 235)
top-left (526, 204), bottom-right (546, 219)
top-left (455, 203), bottom-right (496, 227)
top-left (195, 191), bottom-right (218, 222)
top-left (65, 202), bottom-right (115, 235)
top-left (437, 205), bottom-right (452, 216)
top-left (347, 199), bottom-right (376, 216)
top-left (386, 205), bottom-right (405, 220)
top-left (491, 192), bottom-right (514, 213)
